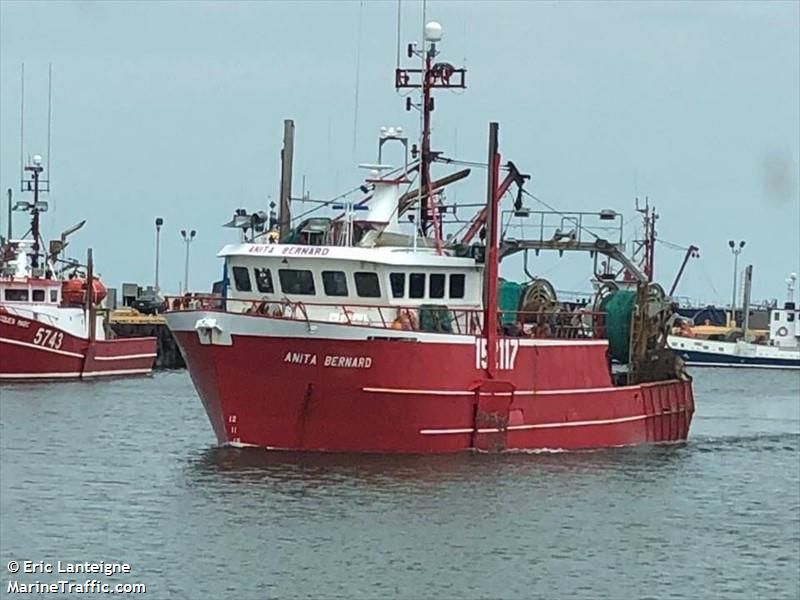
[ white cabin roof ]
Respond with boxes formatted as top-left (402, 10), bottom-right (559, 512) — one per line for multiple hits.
top-left (219, 243), bottom-right (479, 268)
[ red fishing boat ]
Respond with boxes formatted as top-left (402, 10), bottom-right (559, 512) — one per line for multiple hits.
top-left (0, 156), bottom-right (156, 381)
top-left (166, 22), bottom-right (693, 452)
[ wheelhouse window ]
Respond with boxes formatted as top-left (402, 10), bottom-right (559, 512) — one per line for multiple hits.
top-left (449, 274), bottom-right (465, 299)
top-left (232, 266), bottom-right (252, 292)
top-left (279, 269), bottom-right (316, 295)
top-left (354, 272), bottom-right (381, 298)
top-left (50, 289), bottom-right (58, 303)
top-left (409, 273), bottom-right (425, 299)
top-left (322, 271), bottom-right (348, 297)
top-left (390, 273), bottom-right (405, 298)
top-left (4, 289), bottom-right (28, 301)
top-left (774, 313), bottom-right (780, 321)
top-left (32, 289), bottom-right (46, 302)
top-left (429, 274), bottom-right (445, 299)
top-left (789, 313), bottom-right (796, 323)
top-left (254, 268), bottom-right (274, 293)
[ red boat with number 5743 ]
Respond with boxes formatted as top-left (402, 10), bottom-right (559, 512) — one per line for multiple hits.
top-left (0, 155), bottom-right (156, 381)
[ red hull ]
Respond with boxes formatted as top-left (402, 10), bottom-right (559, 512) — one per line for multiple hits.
top-left (169, 311), bottom-right (694, 453)
top-left (0, 311), bottom-right (156, 380)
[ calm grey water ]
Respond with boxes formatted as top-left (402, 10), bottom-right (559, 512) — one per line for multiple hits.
top-left (1, 369), bottom-right (798, 600)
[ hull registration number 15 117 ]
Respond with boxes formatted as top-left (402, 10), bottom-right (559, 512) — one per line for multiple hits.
top-left (475, 337), bottom-right (519, 370)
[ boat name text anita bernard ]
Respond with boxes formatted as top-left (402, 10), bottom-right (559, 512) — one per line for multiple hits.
top-left (248, 245), bottom-right (332, 256)
top-left (283, 351), bottom-right (373, 369)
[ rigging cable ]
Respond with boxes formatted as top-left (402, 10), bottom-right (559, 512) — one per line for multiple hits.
top-left (521, 188), bottom-right (601, 241)
top-left (697, 258), bottom-right (721, 298)
top-left (656, 238), bottom-right (692, 252)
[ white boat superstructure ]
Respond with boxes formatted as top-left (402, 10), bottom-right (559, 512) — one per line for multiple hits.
top-left (219, 243), bottom-right (483, 329)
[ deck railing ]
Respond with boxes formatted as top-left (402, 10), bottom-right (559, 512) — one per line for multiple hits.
top-left (165, 294), bottom-right (607, 340)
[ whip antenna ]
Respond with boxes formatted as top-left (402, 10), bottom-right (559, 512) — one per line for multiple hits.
top-left (48, 63), bottom-right (54, 225)
top-left (19, 63), bottom-right (24, 186)
top-left (395, 0), bottom-right (402, 70)
top-left (351, 0), bottom-right (364, 161)
top-left (47, 63), bottom-right (53, 183)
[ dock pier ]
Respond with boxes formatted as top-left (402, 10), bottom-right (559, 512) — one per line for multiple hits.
top-left (108, 310), bottom-right (185, 369)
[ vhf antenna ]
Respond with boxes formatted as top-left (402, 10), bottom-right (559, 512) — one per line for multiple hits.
top-left (19, 63), bottom-right (53, 195)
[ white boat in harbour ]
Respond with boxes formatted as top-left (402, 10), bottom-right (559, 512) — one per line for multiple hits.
top-left (669, 273), bottom-right (799, 370)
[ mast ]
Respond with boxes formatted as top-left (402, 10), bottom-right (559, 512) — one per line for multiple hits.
top-left (396, 21), bottom-right (466, 252)
top-left (279, 119), bottom-right (295, 241)
top-left (483, 122), bottom-right (501, 378)
top-left (741, 264), bottom-right (753, 340)
top-left (420, 36), bottom-right (437, 250)
top-left (6, 189), bottom-right (11, 240)
top-left (22, 156), bottom-right (46, 269)
top-left (87, 247), bottom-right (96, 342)
top-left (630, 197), bottom-right (658, 282)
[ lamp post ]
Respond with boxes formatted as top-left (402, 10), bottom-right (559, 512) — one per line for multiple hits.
top-left (728, 240), bottom-right (746, 327)
top-left (181, 229), bottom-right (196, 294)
top-left (154, 217), bottom-right (163, 292)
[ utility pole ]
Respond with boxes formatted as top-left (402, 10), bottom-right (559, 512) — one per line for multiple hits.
top-left (154, 217), bottom-right (163, 292)
top-left (181, 229), bottom-right (196, 294)
top-left (728, 239), bottom-right (746, 327)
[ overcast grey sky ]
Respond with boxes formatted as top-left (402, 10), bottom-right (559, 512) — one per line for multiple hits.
top-left (1, 1), bottom-right (798, 303)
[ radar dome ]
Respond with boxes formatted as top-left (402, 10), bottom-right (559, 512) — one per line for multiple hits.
top-left (424, 21), bottom-right (443, 42)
